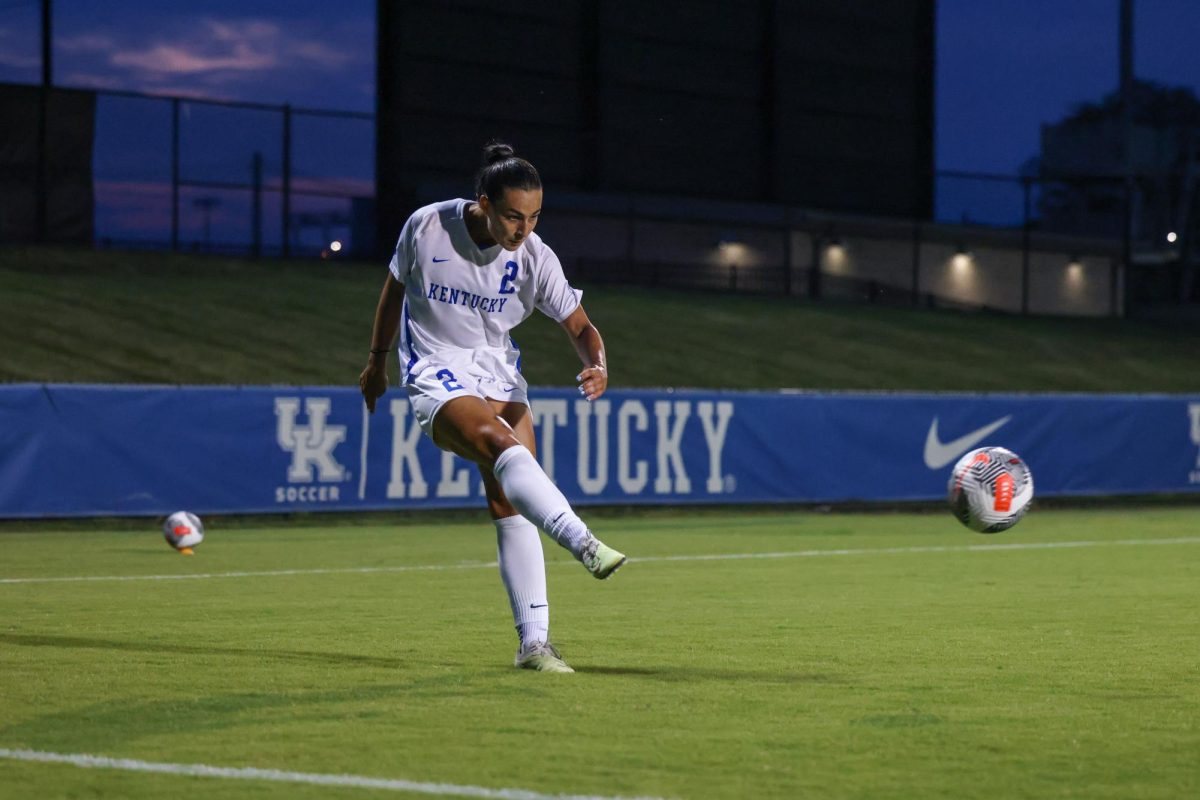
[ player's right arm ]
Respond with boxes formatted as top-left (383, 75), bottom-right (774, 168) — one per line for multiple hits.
top-left (359, 272), bottom-right (405, 413)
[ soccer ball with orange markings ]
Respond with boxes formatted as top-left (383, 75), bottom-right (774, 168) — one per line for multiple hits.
top-left (948, 447), bottom-right (1034, 533)
top-left (163, 511), bottom-right (204, 554)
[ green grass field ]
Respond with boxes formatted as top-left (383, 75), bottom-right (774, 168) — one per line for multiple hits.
top-left (4, 245), bottom-right (1200, 391)
top-left (2, 508), bottom-right (1198, 799)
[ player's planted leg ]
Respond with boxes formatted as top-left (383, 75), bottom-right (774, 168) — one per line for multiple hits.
top-left (496, 516), bottom-right (574, 672)
top-left (495, 515), bottom-right (550, 645)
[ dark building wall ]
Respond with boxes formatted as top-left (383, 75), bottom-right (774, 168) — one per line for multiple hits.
top-left (376, 0), bottom-right (934, 251)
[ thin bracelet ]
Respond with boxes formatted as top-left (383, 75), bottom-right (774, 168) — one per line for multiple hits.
top-left (370, 348), bottom-right (389, 354)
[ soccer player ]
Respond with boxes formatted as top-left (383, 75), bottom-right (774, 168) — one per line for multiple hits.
top-left (359, 142), bottom-right (626, 674)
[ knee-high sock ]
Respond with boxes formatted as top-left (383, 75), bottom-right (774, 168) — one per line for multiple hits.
top-left (492, 445), bottom-right (593, 559)
top-left (495, 515), bottom-right (548, 646)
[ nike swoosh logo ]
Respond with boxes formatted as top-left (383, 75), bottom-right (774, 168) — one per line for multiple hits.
top-left (432, 257), bottom-right (449, 263)
top-left (923, 415), bottom-right (1012, 469)
top-left (529, 603), bottom-right (548, 609)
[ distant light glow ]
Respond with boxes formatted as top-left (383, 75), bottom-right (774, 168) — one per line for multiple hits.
top-left (330, 240), bottom-right (343, 252)
top-left (824, 243), bottom-right (847, 271)
top-left (717, 241), bottom-right (748, 264)
top-left (952, 253), bottom-right (972, 271)
top-left (1167, 231), bottom-right (1178, 243)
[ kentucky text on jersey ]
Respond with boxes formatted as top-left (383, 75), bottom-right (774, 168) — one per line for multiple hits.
top-left (425, 281), bottom-right (510, 314)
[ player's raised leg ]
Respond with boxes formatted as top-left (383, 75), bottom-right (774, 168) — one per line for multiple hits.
top-left (433, 395), bottom-right (626, 580)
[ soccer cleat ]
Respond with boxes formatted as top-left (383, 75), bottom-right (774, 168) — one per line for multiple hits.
top-left (581, 538), bottom-right (626, 580)
top-left (514, 641), bottom-right (575, 673)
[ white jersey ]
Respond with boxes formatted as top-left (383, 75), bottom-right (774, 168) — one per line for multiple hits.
top-left (388, 199), bottom-right (582, 383)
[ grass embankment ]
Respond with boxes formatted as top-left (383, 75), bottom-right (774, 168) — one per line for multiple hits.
top-left (2, 245), bottom-right (1199, 391)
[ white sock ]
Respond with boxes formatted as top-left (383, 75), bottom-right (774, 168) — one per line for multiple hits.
top-left (495, 515), bottom-right (549, 647)
top-left (492, 445), bottom-right (595, 560)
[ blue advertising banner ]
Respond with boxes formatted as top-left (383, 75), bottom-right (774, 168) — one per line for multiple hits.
top-left (1, 384), bottom-right (1198, 518)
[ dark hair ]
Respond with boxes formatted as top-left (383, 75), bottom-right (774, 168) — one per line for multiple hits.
top-left (474, 141), bottom-right (541, 199)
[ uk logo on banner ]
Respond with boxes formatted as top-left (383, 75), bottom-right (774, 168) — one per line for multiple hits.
top-left (274, 397), bottom-right (347, 503)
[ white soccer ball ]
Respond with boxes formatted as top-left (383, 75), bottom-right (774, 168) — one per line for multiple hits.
top-left (163, 511), bottom-right (205, 551)
top-left (947, 446), bottom-right (1034, 533)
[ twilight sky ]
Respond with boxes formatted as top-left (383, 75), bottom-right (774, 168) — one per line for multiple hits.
top-left (0, 0), bottom-right (374, 109)
top-left (0, 1), bottom-right (1198, 241)
top-left (937, 0), bottom-right (1200, 174)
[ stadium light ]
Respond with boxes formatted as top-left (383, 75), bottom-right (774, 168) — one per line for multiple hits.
top-left (716, 233), bottom-right (747, 265)
top-left (952, 243), bottom-right (972, 271)
top-left (330, 240), bottom-right (343, 253)
top-left (1066, 258), bottom-right (1084, 285)
top-left (1167, 231), bottom-right (1178, 243)
top-left (823, 236), bottom-right (847, 271)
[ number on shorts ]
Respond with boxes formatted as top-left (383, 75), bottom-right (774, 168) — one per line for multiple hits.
top-left (498, 260), bottom-right (518, 294)
top-left (436, 369), bottom-right (464, 392)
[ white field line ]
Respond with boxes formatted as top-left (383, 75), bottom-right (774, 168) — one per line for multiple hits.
top-left (0, 748), bottom-right (666, 800)
top-left (2, 536), bottom-right (1199, 586)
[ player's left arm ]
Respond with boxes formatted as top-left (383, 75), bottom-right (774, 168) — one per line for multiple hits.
top-left (560, 304), bottom-right (607, 401)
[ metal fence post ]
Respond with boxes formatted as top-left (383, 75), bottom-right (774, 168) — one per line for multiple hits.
top-left (808, 232), bottom-right (822, 300)
top-left (282, 104), bottom-right (292, 258)
top-left (782, 209), bottom-right (793, 295)
top-left (624, 194), bottom-right (635, 272)
top-left (1119, 178), bottom-right (1132, 317)
top-left (911, 218), bottom-right (922, 305)
top-left (251, 151), bottom-right (263, 258)
top-left (171, 98), bottom-right (180, 252)
top-left (1021, 177), bottom-right (1032, 315)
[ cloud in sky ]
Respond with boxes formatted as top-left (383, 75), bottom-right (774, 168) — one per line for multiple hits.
top-left (50, 7), bottom-right (374, 110)
top-left (99, 18), bottom-right (360, 78)
top-left (57, 34), bottom-right (118, 54)
top-left (0, 26), bottom-right (40, 71)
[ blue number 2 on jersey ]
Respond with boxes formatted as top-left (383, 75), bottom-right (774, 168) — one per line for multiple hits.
top-left (498, 261), bottom-right (518, 294)
top-left (436, 369), bottom-right (464, 392)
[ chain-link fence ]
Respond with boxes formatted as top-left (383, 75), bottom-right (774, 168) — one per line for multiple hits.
top-left (88, 87), bottom-right (373, 257)
top-left (12, 80), bottom-right (1187, 313)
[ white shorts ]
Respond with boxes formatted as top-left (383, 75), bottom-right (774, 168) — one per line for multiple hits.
top-left (405, 348), bottom-right (529, 438)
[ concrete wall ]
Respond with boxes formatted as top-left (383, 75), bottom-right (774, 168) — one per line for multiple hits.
top-left (411, 180), bottom-right (1122, 316)
top-left (557, 212), bottom-right (1120, 316)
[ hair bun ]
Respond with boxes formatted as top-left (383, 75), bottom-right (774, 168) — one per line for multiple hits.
top-left (483, 141), bottom-right (515, 165)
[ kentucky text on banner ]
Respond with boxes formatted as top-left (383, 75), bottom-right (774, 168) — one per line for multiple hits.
top-left (1, 384), bottom-right (1198, 518)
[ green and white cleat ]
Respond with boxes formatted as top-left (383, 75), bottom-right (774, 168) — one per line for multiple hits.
top-left (581, 538), bottom-right (627, 580)
top-left (514, 641), bottom-right (575, 673)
